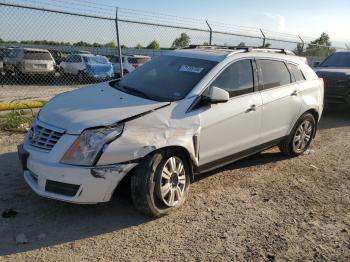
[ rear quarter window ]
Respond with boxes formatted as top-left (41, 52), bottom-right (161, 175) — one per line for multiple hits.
top-left (258, 60), bottom-right (292, 89)
top-left (288, 63), bottom-right (306, 82)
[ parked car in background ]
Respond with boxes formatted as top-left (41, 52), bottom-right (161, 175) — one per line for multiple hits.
top-left (0, 48), bottom-right (6, 73)
top-left (111, 55), bottom-right (151, 77)
top-left (18, 46), bottom-right (324, 217)
top-left (314, 51), bottom-right (350, 110)
top-left (4, 48), bottom-right (56, 80)
top-left (59, 54), bottom-right (113, 82)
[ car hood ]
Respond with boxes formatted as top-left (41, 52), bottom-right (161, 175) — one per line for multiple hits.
top-left (315, 67), bottom-right (350, 75)
top-left (38, 82), bottom-right (170, 134)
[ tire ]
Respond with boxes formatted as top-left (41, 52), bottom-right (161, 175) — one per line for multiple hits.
top-left (279, 113), bottom-right (316, 157)
top-left (77, 71), bottom-right (89, 84)
top-left (130, 148), bottom-right (191, 217)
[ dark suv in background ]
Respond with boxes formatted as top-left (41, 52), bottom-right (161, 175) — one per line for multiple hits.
top-left (315, 51), bottom-right (350, 110)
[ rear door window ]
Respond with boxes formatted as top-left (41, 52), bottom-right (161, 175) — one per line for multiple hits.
top-left (287, 63), bottom-right (306, 82)
top-left (211, 59), bottom-right (254, 97)
top-left (258, 60), bottom-right (292, 90)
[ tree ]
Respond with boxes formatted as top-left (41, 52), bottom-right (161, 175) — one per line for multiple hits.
top-left (172, 33), bottom-right (190, 48)
top-left (73, 41), bottom-right (91, 47)
top-left (294, 42), bottom-right (304, 55)
top-left (238, 42), bottom-right (246, 47)
top-left (104, 41), bottom-right (116, 48)
top-left (135, 43), bottom-right (144, 49)
top-left (304, 33), bottom-right (335, 57)
top-left (147, 40), bottom-right (160, 49)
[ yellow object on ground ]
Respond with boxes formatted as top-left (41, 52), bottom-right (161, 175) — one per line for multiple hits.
top-left (0, 101), bottom-right (46, 111)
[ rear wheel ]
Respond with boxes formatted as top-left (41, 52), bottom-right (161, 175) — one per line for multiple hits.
top-left (279, 113), bottom-right (316, 156)
top-left (130, 149), bottom-right (190, 217)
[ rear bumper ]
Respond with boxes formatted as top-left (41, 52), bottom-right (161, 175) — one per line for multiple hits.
top-left (22, 70), bottom-right (55, 76)
top-left (18, 144), bottom-right (137, 204)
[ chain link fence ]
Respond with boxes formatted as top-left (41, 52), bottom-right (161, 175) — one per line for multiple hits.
top-left (0, 1), bottom-right (344, 107)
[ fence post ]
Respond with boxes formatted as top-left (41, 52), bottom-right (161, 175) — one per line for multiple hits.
top-left (115, 7), bottom-right (123, 78)
top-left (298, 35), bottom-right (305, 51)
top-left (260, 29), bottom-right (266, 47)
top-left (205, 20), bottom-right (213, 45)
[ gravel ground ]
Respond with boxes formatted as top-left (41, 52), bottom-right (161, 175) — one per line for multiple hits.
top-left (0, 84), bottom-right (78, 103)
top-left (0, 77), bottom-right (88, 102)
top-left (0, 112), bottom-right (349, 261)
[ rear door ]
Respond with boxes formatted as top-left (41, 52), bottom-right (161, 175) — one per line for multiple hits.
top-left (198, 59), bottom-right (263, 170)
top-left (257, 59), bottom-right (302, 143)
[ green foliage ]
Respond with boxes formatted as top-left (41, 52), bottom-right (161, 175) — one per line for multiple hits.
top-left (147, 40), bottom-right (160, 49)
top-left (172, 33), bottom-right (191, 48)
top-left (304, 33), bottom-right (336, 57)
top-left (294, 43), bottom-right (304, 55)
top-left (104, 41), bottom-right (116, 48)
top-left (0, 109), bottom-right (35, 133)
top-left (0, 38), bottom-right (117, 48)
top-left (135, 43), bottom-right (144, 49)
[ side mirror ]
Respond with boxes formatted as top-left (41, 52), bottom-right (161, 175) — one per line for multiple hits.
top-left (206, 86), bottom-right (230, 104)
top-left (313, 61), bottom-right (320, 68)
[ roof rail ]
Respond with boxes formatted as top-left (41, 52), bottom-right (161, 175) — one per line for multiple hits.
top-left (185, 45), bottom-right (292, 55)
top-left (186, 45), bottom-right (253, 52)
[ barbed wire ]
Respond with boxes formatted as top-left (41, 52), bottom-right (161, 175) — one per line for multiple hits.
top-left (3, 0), bottom-right (342, 47)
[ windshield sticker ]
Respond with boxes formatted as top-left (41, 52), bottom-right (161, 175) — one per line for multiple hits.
top-left (179, 65), bottom-right (204, 74)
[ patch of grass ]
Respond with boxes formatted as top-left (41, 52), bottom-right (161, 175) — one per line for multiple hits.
top-left (0, 109), bottom-right (35, 133)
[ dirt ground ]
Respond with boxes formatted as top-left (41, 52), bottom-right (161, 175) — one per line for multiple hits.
top-left (0, 112), bottom-right (349, 261)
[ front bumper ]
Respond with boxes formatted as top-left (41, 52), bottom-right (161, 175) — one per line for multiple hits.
top-left (18, 144), bottom-right (137, 204)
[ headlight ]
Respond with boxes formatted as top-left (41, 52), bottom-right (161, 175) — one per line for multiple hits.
top-left (60, 124), bottom-right (124, 166)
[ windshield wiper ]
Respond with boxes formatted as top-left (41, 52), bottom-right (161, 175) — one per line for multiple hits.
top-left (116, 83), bottom-right (155, 101)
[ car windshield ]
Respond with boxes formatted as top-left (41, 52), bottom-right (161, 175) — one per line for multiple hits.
top-left (83, 56), bottom-right (109, 64)
top-left (24, 51), bottom-right (52, 61)
top-left (111, 56), bottom-right (125, 63)
top-left (320, 52), bottom-right (350, 68)
top-left (115, 55), bottom-right (217, 102)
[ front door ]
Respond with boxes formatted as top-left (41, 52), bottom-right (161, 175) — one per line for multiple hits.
top-left (199, 59), bottom-right (262, 171)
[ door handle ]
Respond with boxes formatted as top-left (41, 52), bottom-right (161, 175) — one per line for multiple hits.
top-left (246, 104), bottom-right (256, 113)
top-left (291, 90), bottom-right (298, 96)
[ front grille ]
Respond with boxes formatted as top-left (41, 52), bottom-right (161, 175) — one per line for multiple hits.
top-left (28, 123), bottom-right (64, 151)
top-left (45, 180), bottom-right (80, 197)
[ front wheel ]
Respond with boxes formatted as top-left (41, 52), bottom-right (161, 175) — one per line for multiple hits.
top-left (279, 113), bottom-right (316, 157)
top-left (130, 149), bottom-right (191, 217)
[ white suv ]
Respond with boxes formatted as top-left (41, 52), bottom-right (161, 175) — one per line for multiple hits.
top-left (18, 46), bottom-right (324, 217)
top-left (111, 54), bottom-right (151, 77)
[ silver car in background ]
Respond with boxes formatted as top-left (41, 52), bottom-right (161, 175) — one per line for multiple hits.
top-left (4, 48), bottom-right (56, 80)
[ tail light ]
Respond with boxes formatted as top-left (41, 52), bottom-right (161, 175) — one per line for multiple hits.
top-left (132, 64), bottom-right (139, 69)
top-left (319, 78), bottom-right (325, 109)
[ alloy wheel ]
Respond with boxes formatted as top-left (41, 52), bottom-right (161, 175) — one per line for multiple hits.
top-left (293, 120), bottom-right (313, 153)
top-left (157, 156), bottom-right (186, 207)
